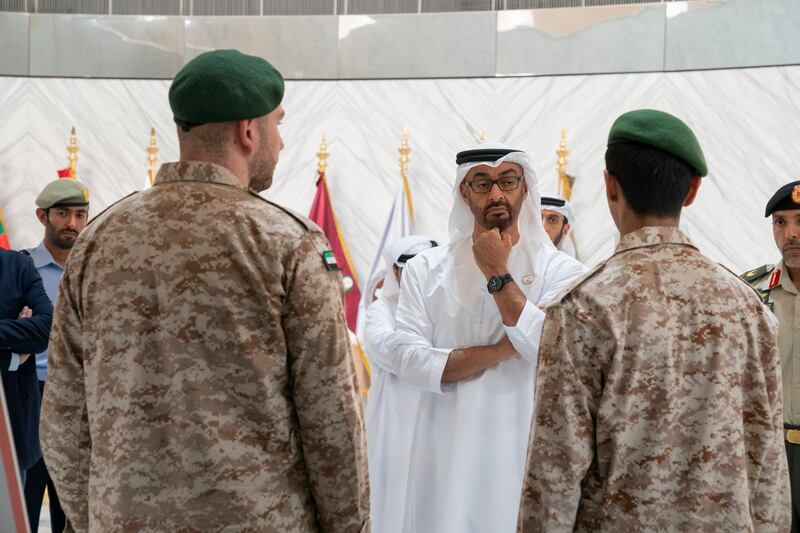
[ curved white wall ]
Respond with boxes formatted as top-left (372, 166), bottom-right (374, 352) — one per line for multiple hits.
top-left (3, 65), bottom-right (799, 280)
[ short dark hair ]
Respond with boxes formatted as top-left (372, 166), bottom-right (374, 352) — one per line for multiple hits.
top-left (605, 142), bottom-right (696, 218)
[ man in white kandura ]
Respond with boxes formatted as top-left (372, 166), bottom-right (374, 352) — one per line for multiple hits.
top-left (386, 143), bottom-right (587, 532)
top-left (363, 235), bottom-right (438, 533)
top-left (540, 195), bottom-right (575, 251)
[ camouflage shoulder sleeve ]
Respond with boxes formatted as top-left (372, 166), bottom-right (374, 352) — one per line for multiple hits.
top-left (520, 297), bottom-right (612, 531)
top-left (281, 230), bottom-right (370, 532)
top-left (39, 255), bottom-right (91, 531)
top-left (725, 263), bottom-right (775, 306)
top-left (248, 192), bottom-right (316, 233)
top-left (82, 191), bottom-right (140, 229)
top-left (544, 257), bottom-right (611, 308)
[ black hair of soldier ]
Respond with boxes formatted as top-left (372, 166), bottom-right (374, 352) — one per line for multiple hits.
top-left (605, 141), bottom-right (696, 218)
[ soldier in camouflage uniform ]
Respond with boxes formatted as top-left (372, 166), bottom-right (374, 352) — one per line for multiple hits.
top-left (742, 179), bottom-right (800, 532)
top-left (40, 50), bottom-right (369, 532)
top-left (518, 110), bottom-right (789, 532)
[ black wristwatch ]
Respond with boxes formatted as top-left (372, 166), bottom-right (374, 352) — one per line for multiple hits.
top-left (487, 274), bottom-right (513, 294)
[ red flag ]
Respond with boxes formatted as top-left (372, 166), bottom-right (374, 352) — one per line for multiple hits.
top-left (309, 171), bottom-right (361, 332)
top-left (57, 167), bottom-right (73, 178)
top-left (0, 210), bottom-right (9, 250)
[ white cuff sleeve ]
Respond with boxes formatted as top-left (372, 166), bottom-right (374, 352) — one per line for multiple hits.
top-left (422, 348), bottom-right (450, 394)
top-left (386, 332), bottom-right (452, 394)
top-left (8, 353), bottom-right (20, 372)
top-left (503, 302), bottom-right (546, 363)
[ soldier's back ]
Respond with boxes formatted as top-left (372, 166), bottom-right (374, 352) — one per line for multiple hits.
top-left (63, 164), bottom-right (340, 531)
top-left (562, 227), bottom-right (788, 531)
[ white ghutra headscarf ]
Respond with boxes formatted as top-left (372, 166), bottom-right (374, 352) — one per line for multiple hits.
top-left (379, 235), bottom-right (439, 302)
top-left (448, 142), bottom-right (554, 252)
top-left (540, 195), bottom-right (576, 225)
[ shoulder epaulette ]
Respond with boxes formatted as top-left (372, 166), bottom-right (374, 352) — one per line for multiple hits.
top-left (740, 264), bottom-right (775, 283)
top-left (248, 191), bottom-right (312, 232)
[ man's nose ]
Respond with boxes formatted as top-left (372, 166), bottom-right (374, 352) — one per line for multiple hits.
top-left (487, 182), bottom-right (504, 200)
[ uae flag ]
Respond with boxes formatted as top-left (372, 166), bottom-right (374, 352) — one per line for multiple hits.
top-left (0, 210), bottom-right (9, 250)
top-left (308, 170), bottom-right (362, 332)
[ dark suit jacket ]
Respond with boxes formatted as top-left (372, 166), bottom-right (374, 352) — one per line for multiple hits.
top-left (0, 248), bottom-right (53, 470)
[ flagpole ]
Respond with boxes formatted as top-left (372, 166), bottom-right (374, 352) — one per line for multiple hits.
top-left (67, 127), bottom-right (79, 179)
top-left (317, 133), bottom-right (329, 176)
top-left (556, 129), bottom-right (571, 199)
top-left (313, 134), bottom-right (371, 388)
top-left (147, 128), bottom-right (159, 186)
top-left (399, 129), bottom-right (415, 226)
top-left (555, 130), bottom-right (581, 261)
top-left (316, 134), bottom-right (359, 286)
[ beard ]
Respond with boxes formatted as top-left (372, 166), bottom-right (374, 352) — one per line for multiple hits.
top-left (783, 240), bottom-right (800, 268)
top-left (479, 199), bottom-right (513, 231)
top-left (248, 154), bottom-right (276, 192)
top-left (248, 123), bottom-right (279, 192)
top-left (48, 226), bottom-right (78, 249)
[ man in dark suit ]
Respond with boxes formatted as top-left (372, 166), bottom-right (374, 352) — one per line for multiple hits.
top-left (0, 247), bottom-right (53, 484)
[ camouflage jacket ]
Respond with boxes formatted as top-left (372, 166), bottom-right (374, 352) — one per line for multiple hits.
top-left (518, 226), bottom-right (789, 532)
top-left (40, 162), bottom-right (370, 532)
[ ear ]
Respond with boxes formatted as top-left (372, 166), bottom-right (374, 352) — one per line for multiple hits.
top-left (36, 208), bottom-right (47, 226)
top-left (683, 176), bottom-right (702, 207)
top-left (604, 170), bottom-right (619, 204)
top-left (459, 182), bottom-right (469, 204)
top-left (562, 222), bottom-right (570, 236)
top-left (235, 119), bottom-right (257, 155)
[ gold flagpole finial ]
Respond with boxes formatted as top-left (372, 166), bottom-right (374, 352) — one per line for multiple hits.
top-left (67, 127), bottom-right (79, 178)
top-left (479, 131), bottom-right (486, 144)
top-left (399, 128), bottom-right (410, 178)
top-left (399, 128), bottom-right (415, 225)
top-left (147, 128), bottom-right (159, 186)
top-left (556, 129), bottom-right (572, 199)
top-left (317, 134), bottom-right (329, 175)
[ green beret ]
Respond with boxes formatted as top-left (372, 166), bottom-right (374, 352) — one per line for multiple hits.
top-left (36, 179), bottom-right (89, 209)
top-left (608, 109), bottom-right (708, 177)
top-left (169, 49), bottom-right (284, 127)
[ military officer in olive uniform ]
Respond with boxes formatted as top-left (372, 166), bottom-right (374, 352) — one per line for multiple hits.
top-left (743, 179), bottom-right (800, 532)
top-left (40, 50), bottom-right (369, 532)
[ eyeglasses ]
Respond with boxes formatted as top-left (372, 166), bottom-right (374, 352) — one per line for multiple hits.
top-left (463, 176), bottom-right (523, 194)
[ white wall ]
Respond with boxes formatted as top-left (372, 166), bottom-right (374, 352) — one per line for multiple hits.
top-left (2, 66), bottom-right (799, 284)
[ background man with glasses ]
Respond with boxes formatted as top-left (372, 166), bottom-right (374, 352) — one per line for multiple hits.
top-left (386, 143), bottom-right (586, 532)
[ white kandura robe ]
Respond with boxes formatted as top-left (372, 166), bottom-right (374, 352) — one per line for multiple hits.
top-left (386, 237), bottom-right (587, 533)
top-left (363, 293), bottom-right (424, 533)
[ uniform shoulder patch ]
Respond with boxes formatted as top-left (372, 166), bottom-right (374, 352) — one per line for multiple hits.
top-left (249, 192), bottom-right (312, 232)
top-left (740, 264), bottom-right (775, 283)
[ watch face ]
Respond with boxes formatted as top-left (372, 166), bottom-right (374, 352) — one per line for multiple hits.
top-left (488, 276), bottom-right (503, 293)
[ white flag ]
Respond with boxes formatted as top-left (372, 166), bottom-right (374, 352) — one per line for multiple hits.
top-left (355, 177), bottom-right (415, 343)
